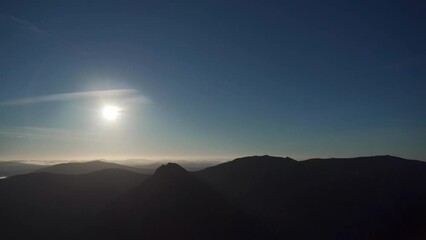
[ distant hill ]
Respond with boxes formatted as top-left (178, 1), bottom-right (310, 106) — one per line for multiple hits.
top-left (35, 160), bottom-right (144, 175)
top-left (0, 155), bottom-right (425, 240)
top-left (0, 161), bottom-right (45, 177)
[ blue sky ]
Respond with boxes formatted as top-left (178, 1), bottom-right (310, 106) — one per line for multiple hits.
top-left (0, 0), bottom-right (425, 161)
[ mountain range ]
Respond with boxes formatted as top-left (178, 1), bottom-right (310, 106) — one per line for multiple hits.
top-left (35, 160), bottom-right (144, 175)
top-left (0, 155), bottom-right (425, 239)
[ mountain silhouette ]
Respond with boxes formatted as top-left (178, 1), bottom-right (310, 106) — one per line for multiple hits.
top-left (35, 160), bottom-right (143, 175)
top-left (0, 155), bottom-right (424, 239)
top-left (134, 160), bottom-right (223, 172)
top-left (88, 162), bottom-right (268, 239)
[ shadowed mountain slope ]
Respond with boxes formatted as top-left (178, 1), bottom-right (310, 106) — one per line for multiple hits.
top-left (0, 169), bottom-right (150, 239)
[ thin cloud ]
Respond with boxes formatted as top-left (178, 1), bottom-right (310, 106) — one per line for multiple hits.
top-left (0, 14), bottom-right (51, 36)
top-left (1, 14), bottom-right (91, 56)
top-left (0, 89), bottom-right (148, 106)
top-left (0, 126), bottom-right (109, 142)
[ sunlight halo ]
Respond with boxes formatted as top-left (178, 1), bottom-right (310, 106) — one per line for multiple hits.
top-left (102, 105), bottom-right (120, 121)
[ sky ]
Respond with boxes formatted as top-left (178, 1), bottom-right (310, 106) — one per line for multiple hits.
top-left (0, 0), bottom-right (425, 161)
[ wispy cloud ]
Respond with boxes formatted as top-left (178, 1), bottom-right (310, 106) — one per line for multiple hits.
top-left (1, 14), bottom-right (91, 56)
top-left (0, 89), bottom-right (148, 106)
top-left (0, 126), bottom-right (108, 142)
top-left (0, 14), bottom-right (51, 36)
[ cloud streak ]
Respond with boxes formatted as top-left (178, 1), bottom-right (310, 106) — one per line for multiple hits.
top-left (1, 14), bottom-right (92, 56)
top-left (0, 14), bottom-right (51, 36)
top-left (0, 126), bottom-right (109, 142)
top-left (0, 89), bottom-right (148, 106)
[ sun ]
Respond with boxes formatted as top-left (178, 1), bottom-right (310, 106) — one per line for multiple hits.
top-left (102, 105), bottom-right (120, 121)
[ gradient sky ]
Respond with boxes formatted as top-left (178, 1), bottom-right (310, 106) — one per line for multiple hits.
top-left (0, 0), bottom-right (425, 161)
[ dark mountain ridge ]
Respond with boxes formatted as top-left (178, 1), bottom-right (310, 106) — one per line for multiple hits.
top-left (197, 155), bottom-right (426, 239)
top-left (0, 155), bottom-right (424, 239)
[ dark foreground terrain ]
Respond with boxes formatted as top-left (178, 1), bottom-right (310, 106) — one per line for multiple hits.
top-left (0, 155), bottom-right (425, 239)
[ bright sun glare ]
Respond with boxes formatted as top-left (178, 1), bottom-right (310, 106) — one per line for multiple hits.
top-left (102, 105), bottom-right (120, 121)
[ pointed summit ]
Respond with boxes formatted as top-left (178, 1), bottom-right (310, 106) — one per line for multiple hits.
top-left (153, 163), bottom-right (188, 177)
top-left (156, 162), bottom-right (186, 173)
